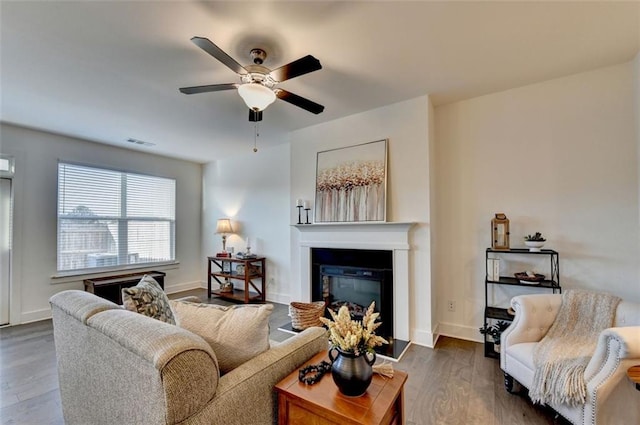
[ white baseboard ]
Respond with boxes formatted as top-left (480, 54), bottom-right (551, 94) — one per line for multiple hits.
top-left (16, 300), bottom-right (484, 351)
top-left (20, 308), bottom-right (52, 324)
top-left (165, 280), bottom-right (203, 295)
top-left (431, 322), bottom-right (441, 346)
top-left (411, 327), bottom-right (438, 348)
top-left (409, 322), bottom-right (484, 348)
top-left (437, 321), bottom-right (483, 343)
top-left (266, 292), bottom-right (289, 305)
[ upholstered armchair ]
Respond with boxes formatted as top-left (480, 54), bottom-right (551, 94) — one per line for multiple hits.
top-left (500, 293), bottom-right (640, 425)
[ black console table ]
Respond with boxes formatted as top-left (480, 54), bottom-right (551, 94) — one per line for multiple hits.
top-left (84, 271), bottom-right (166, 304)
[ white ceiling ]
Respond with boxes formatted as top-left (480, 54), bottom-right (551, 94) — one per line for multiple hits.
top-left (1, 1), bottom-right (639, 163)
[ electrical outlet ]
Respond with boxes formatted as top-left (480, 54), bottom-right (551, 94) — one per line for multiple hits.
top-left (447, 300), bottom-right (456, 312)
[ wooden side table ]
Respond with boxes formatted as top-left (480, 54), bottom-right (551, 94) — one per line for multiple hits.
top-left (628, 365), bottom-right (640, 391)
top-left (275, 351), bottom-right (408, 425)
top-left (207, 256), bottom-right (266, 303)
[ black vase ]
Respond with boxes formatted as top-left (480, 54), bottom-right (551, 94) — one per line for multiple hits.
top-left (328, 346), bottom-right (376, 397)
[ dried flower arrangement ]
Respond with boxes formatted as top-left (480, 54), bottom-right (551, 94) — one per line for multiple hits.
top-left (319, 301), bottom-right (388, 356)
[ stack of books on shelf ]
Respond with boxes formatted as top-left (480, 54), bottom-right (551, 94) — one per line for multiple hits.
top-left (487, 258), bottom-right (500, 281)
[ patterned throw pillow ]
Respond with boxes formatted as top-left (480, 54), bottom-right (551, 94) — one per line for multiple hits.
top-left (122, 275), bottom-right (176, 325)
top-left (169, 301), bottom-right (273, 373)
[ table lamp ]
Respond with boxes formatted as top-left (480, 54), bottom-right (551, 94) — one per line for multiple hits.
top-left (215, 218), bottom-right (233, 256)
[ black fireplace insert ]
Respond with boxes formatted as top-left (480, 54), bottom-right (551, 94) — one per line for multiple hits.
top-left (311, 248), bottom-right (393, 340)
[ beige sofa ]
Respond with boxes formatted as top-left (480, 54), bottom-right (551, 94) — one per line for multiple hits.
top-left (50, 290), bottom-right (327, 425)
top-left (501, 293), bottom-right (640, 425)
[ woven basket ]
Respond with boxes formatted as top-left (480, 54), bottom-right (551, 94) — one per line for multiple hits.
top-left (289, 301), bottom-right (326, 330)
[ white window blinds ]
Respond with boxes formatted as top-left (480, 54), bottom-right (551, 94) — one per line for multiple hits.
top-left (57, 162), bottom-right (176, 272)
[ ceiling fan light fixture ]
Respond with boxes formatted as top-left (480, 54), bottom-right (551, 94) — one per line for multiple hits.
top-left (180, 37), bottom-right (324, 120)
top-left (238, 83), bottom-right (276, 111)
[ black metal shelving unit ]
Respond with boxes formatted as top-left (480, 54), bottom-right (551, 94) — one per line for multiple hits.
top-left (483, 248), bottom-right (561, 358)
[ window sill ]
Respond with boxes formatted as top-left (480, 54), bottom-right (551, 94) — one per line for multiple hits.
top-left (50, 261), bottom-right (180, 284)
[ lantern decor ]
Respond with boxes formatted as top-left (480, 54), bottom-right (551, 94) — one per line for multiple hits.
top-left (491, 213), bottom-right (510, 250)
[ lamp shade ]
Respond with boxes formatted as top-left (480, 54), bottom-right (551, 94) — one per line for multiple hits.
top-left (238, 83), bottom-right (276, 111)
top-left (215, 218), bottom-right (233, 235)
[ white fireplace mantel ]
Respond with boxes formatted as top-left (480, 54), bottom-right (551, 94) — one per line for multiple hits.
top-left (294, 222), bottom-right (415, 341)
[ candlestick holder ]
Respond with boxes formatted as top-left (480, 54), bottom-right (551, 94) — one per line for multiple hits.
top-left (296, 205), bottom-right (303, 225)
top-left (304, 208), bottom-right (311, 224)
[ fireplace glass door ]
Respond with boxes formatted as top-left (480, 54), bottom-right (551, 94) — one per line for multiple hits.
top-left (320, 265), bottom-right (383, 320)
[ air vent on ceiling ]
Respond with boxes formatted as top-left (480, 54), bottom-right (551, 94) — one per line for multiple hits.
top-left (126, 138), bottom-right (155, 147)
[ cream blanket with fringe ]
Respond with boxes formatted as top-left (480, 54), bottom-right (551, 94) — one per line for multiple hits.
top-left (530, 289), bottom-right (621, 406)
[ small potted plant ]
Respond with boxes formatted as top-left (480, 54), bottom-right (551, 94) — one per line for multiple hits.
top-left (479, 321), bottom-right (511, 352)
top-left (524, 232), bottom-right (546, 252)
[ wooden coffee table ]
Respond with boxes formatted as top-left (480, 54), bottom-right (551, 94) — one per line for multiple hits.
top-left (275, 350), bottom-right (408, 425)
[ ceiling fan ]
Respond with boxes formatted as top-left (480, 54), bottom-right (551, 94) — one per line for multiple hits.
top-left (179, 36), bottom-right (324, 122)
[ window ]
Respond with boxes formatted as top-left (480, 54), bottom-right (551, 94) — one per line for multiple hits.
top-left (57, 162), bottom-right (176, 272)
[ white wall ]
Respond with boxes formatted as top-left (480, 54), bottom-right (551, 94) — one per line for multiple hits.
top-left (635, 52), bottom-right (640, 232)
top-left (289, 96), bottom-right (436, 346)
top-left (0, 124), bottom-right (202, 324)
top-left (434, 61), bottom-right (639, 341)
top-left (202, 143), bottom-right (291, 303)
top-left (5, 61), bottom-right (637, 348)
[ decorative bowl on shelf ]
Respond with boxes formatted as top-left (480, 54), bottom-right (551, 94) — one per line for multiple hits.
top-left (524, 240), bottom-right (545, 252)
top-left (514, 272), bottom-right (545, 284)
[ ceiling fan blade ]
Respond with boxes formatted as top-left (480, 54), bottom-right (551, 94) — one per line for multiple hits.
top-left (275, 89), bottom-right (324, 114)
top-left (268, 55), bottom-right (322, 82)
top-left (179, 83), bottom-right (239, 95)
top-left (191, 36), bottom-right (248, 76)
top-left (249, 110), bottom-right (263, 122)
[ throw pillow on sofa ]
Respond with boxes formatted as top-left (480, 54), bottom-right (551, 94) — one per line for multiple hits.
top-left (122, 275), bottom-right (176, 325)
top-left (170, 300), bottom-right (273, 373)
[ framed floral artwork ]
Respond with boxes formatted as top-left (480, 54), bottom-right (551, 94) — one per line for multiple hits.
top-left (314, 139), bottom-right (387, 223)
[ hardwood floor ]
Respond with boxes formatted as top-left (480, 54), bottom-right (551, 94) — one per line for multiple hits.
top-left (0, 289), bottom-right (563, 424)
